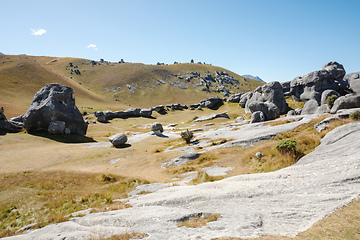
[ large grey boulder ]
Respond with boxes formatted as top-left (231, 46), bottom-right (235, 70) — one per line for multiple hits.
top-left (23, 83), bottom-right (87, 135)
top-left (108, 133), bottom-right (128, 147)
top-left (301, 99), bottom-right (319, 115)
top-left (227, 93), bottom-right (243, 103)
top-left (200, 97), bottom-right (223, 109)
top-left (330, 93), bottom-right (360, 114)
top-left (290, 62), bottom-right (347, 104)
top-left (140, 109), bottom-right (152, 118)
top-left (348, 72), bottom-right (360, 94)
top-left (95, 110), bottom-right (115, 122)
top-left (245, 81), bottom-right (287, 114)
top-left (151, 122), bottom-right (163, 133)
top-left (123, 108), bottom-right (141, 117)
top-left (250, 111), bottom-right (265, 123)
top-left (248, 101), bottom-right (280, 120)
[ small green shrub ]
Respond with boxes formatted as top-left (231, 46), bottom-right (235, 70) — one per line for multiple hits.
top-left (276, 139), bottom-right (297, 154)
top-left (350, 111), bottom-right (360, 121)
top-left (181, 129), bottom-right (194, 144)
top-left (326, 95), bottom-right (338, 108)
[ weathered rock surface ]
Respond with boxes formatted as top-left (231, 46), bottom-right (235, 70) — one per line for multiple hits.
top-left (227, 93), bottom-right (243, 103)
top-left (194, 112), bottom-right (229, 122)
top-left (200, 97), bottom-right (223, 109)
top-left (0, 111), bottom-right (23, 132)
top-left (290, 62), bottom-right (347, 103)
top-left (301, 99), bottom-right (319, 115)
top-left (9, 122), bottom-right (360, 240)
top-left (345, 71), bottom-right (360, 94)
top-left (245, 81), bottom-right (287, 114)
top-left (150, 122), bottom-right (163, 133)
top-left (162, 153), bottom-right (202, 167)
top-left (330, 93), bottom-right (360, 113)
top-left (47, 121), bottom-right (66, 134)
top-left (248, 101), bottom-right (280, 120)
top-left (108, 133), bottom-right (128, 147)
top-left (250, 111), bottom-right (265, 123)
top-left (23, 83), bottom-right (87, 135)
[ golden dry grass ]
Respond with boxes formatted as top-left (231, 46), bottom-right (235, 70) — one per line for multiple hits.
top-left (88, 232), bottom-right (149, 240)
top-left (177, 213), bottom-right (222, 228)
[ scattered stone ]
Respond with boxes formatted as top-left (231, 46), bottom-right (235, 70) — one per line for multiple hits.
top-left (235, 116), bottom-right (244, 122)
top-left (108, 133), bottom-right (128, 147)
top-left (227, 93), bottom-right (243, 103)
top-left (287, 110), bottom-right (296, 116)
top-left (194, 112), bottom-right (230, 122)
top-left (162, 153), bottom-right (202, 167)
top-left (200, 97), bottom-right (223, 109)
top-left (151, 122), bottom-right (163, 133)
top-left (23, 83), bottom-right (87, 135)
top-left (255, 152), bottom-right (263, 160)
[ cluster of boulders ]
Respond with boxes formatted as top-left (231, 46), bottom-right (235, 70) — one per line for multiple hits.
top-left (227, 61), bottom-right (360, 123)
top-left (0, 83), bottom-right (88, 135)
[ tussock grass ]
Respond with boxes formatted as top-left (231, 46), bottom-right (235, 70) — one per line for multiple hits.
top-left (88, 232), bottom-right (149, 240)
top-left (177, 213), bottom-right (221, 228)
top-left (0, 171), bottom-right (149, 238)
top-left (190, 172), bottom-right (224, 184)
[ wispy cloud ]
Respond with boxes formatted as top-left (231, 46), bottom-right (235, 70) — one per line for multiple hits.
top-left (87, 44), bottom-right (98, 51)
top-left (30, 28), bottom-right (46, 36)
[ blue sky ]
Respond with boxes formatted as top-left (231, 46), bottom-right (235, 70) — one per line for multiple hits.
top-left (1, 0), bottom-right (360, 82)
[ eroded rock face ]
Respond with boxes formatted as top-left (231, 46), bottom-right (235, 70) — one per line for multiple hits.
top-left (0, 110), bottom-right (23, 132)
top-left (227, 93), bottom-right (243, 103)
top-left (200, 97), bottom-right (223, 109)
top-left (301, 99), bottom-right (319, 115)
top-left (248, 101), bottom-right (280, 120)
top-left (23, 83), bottom-right (87, 135)
top-left (290, 62), bottom-right (347, 104)
top-left (330, 94), bottom-right (360, 114)
top-left (348, 73), bottom-right (360, 94)
top-left (245, 81), bottom-right (287, 114)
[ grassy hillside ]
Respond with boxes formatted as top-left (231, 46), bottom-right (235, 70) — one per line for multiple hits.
top-left (0, 54), bottom-right (263, 117)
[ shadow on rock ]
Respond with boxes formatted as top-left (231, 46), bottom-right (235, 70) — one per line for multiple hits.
top-left (113, 143), bottom-right (132, 149)
top-left (29, 131), bottom-right (96, 143)
top-left (153, 132), bottom-right (169, 138)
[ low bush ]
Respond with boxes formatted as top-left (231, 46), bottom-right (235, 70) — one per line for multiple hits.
top-left (181, 129), bottom-right (194, 144)
top-left (275, 138), bottom-right (297, 154)
top-left (326, 95), bottom-right (338, 108)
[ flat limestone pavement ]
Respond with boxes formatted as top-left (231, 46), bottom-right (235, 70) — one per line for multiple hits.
top-left (6, 122), bottom-right (360, 240)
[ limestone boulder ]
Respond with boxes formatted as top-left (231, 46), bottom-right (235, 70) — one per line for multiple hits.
top-left (301, 99), bottom-right (319, 115)
top-left (227, 93), bottom-right (243, 103)
top-left (200, 97), bottom-right (223, 109)
top-left (245, 81), bottom-right (287, 114)
top-left (239, 92), bottom-right (253, 108)
top-left (290, 62), bottom-right (347, 104)
top-left (248, 101), bottom-right (280, 120)
top-left (109, 133), bottom-right (128, 147)
top-left (250, 111), bottom-right (265, 123)
top-left (348, 72), bottom-right (360, 94)
top-left (330, 94), bottom-right (360, 114)
top-left (23, 83), bottom-right (87, 135)
top-left (140, 109), bottom-right (152, 118)
top-left (151, 122), bottom-right (163, 133)
top-left (0, 111), bottom-right (23, 132)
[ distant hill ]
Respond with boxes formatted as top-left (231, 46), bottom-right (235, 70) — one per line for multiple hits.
top-left (0, 54), bottom-right (263, 117)
top-left (0, 52), bottom-right (4, 55)
top-left (242, 74), bottom-right (265, 82)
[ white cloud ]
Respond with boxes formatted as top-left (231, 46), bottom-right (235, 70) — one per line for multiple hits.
top-left (31, 28), bottom-right (46, 36)
top-left (87, 44), bottom-right (98, 51)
